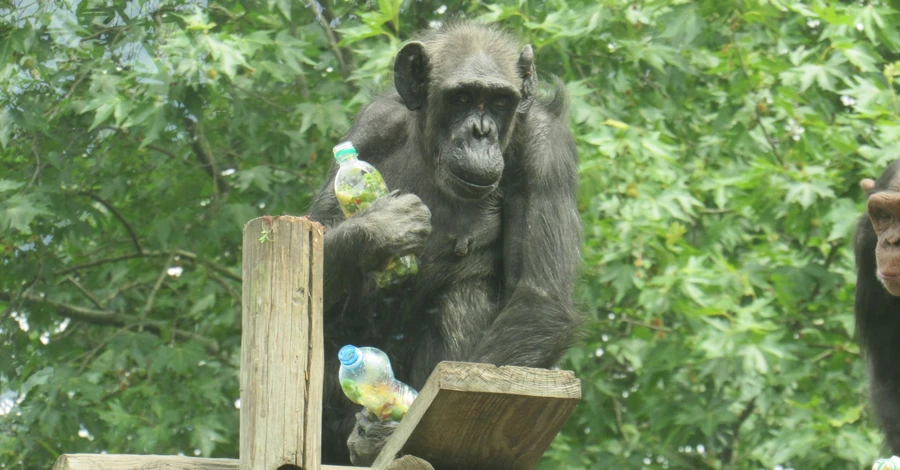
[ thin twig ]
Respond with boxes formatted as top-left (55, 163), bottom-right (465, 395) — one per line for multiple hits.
top-left (27, 138), bottom-right (41, 190)
top-left (619, 317), bottom-right (673, 333)
top-left (724, 396), bottom-right (757, 464)
top-left (612, 398), bottom-right (625, 439)
top-left (63, 275), bottom-right (105, 309)
top-left (701, 208), bottom-right (733, 215)
top-left (76, 191), bottom-right (143, 254)
top-left (147, 144), bottom-right (178, 160)
top-left (805, 242), bottom-right (840, 308)
top-left (304, 0), bottom-right (355, 78)
top-left (138, 255), bottom-right (173, 332)
top-left (183, 112), bottom-right (229, 194)
top-left (78, 326), bottom-right (131, 374)
top-left (101, 280), bottom-right (149, 307)
top-left (205, 269), bottom-right (240, 305)
top-left (171, 249), bottom-right (242, 282)
top-left (231, 82), bottom-right (292, 112)
top-left (43, 71), bottom-right (90, 120)
top-left (730, 26), bottom-right (783, 165)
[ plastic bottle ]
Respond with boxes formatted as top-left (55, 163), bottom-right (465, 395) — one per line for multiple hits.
top-left (338, 345), bottom-right (418, 422)
top-left (332, 141), bottom-right (418, 288)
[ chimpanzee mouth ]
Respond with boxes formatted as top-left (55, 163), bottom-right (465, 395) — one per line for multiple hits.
top-left (444, 170), bottom-right (498, 200)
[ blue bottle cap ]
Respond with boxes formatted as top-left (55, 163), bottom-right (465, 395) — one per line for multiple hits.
top-left (338, 345), bottom-right (362, 368)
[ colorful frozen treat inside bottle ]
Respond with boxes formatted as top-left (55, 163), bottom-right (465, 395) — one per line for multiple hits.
top-left (332, 141), bottom-right (418, 287)
top-left (338, 344), bottom-right (417, 422)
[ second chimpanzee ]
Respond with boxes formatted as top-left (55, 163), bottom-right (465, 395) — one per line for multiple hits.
top-left (307, 21), bottom-right (583, 465)
top-left (855, 159), bottom-right (900, 454)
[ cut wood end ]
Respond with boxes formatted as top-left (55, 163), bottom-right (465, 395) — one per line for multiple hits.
top-left (433, 361), bottom-right (582, 399)
top-left (242, 215), bottom-right (325, 232)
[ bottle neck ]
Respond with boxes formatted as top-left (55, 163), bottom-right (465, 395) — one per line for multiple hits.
top-left (335, 154), bottom-right (357, 164)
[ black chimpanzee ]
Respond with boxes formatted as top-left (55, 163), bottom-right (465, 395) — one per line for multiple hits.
top-left (854, 159), bottom-right (900, 454)
top-left (306, 21), bottom-right (583, 466)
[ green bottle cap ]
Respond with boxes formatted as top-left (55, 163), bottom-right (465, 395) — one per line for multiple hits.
top-left (333, 141), bottom-right (357, 163)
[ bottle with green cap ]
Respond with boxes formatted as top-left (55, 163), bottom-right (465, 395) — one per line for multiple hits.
top-left (338, 344), bottom-right (418, 422)
top-left (332, 141), bottom-right (418, 288)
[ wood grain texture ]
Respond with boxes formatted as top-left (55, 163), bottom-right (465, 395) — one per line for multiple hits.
top-left (241, 216), bottom-right (325, 470)
top-left (52, 454), bottom-right (362, 470)
top-left (372, 362), bottom-right (581, 470)
top-left (382, 456), bottom-right (434, 470)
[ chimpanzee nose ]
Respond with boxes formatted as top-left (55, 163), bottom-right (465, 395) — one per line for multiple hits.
top-left (473, 116), bottom-right (492, 138)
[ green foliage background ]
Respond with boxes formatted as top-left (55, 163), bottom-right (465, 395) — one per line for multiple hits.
top-left (2, 0), bottom-right (900, 468)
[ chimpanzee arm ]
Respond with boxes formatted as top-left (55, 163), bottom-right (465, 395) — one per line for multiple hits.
top-left (469, 107), bottom-right (583, 367)
top-left (307, 95), bottom-right (431, 311)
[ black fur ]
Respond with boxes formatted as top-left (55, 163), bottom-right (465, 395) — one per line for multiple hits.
top-left (855, 159), bottom-right (900, 454)
top-left (306, 21), bottom-right (583, 465)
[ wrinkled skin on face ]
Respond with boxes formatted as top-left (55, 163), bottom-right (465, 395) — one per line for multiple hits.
top-left (868, 184), bottom-right (900, 296)
top-left (394, 32), bottom-right (536, 201)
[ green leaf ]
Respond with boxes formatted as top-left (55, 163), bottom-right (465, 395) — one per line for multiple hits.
top-left (0, 180), bottom-right (25, 193)
top-left (1, 194), bottom-right (52, 234)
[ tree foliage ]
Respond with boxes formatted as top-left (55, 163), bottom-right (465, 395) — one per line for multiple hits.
top-left (2, 0), bottom-right (900, 468)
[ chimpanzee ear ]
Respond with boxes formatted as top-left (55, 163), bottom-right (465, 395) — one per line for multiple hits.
top-left (517, 44), bottom-right (537, 115)
top-left (394, 41), bottom-right (430, 111)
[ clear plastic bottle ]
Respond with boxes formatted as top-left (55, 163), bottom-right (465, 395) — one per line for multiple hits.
top-left (332, 141), bottom-right (418, 288)
top-left (338, 344), bottom-right (418, 422)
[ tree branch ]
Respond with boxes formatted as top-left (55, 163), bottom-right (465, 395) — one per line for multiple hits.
top-left (138, 256), bottom-right (173, 332)
top-left (75, 190), bottom-right (143, 254)
top-left (101, 280), bottom-right (148, 307)
top-left (729, 26), bottom-right (783, 165)
top-left (54, 249), bottom-right (241, 283)
top-left (0, 292), bottom-right (220, 352)
top-left (723, 396), bottom-right (757, 464)
top-left (63, 275), bottom-right (105, 309)
top-left (304, 0), bottom-right (356, 79)
top-left (147, 143), bottom-right (178, 160)
top-left (183, 89), bottom-right (230, 194)
top-left (27, 138), bottom-right (41, 191)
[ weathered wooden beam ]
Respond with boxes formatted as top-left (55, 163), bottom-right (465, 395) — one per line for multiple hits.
top-left (372, 362), bottom-right (581, 470)
top-left (52, 454), bottom-right (430, 470)
top-left (241, 216), bottom-right (325, 470)
top-left (51, 454), bottom-right (239, 470)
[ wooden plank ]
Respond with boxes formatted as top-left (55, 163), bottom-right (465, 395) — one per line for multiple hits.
top-left (52, 454), bottom-right (360, 470)
top-left (241, 216), bottom-right (325, 470)
top-left (383, 455), bottom-right (434, 470)
top-left (372, 362), bottom-right (581, 470)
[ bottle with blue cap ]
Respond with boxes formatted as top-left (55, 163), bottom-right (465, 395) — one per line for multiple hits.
top-left (332, 141), bottom-right (418, 288)
top-left (338, 344), bottom-right (418, 422)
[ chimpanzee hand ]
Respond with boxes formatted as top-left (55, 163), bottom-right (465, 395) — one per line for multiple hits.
top-left (352, 190), bottom-right (432, 271)
top-left (347, 409), bottom-right (399, 466)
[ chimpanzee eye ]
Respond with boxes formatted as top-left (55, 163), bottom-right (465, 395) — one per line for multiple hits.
top-left (876, 209), bottom-right (894, 221)
top-left (493, 96), bottom-right (509, 109)
top-left (456, 93), bottom-right (471, 104)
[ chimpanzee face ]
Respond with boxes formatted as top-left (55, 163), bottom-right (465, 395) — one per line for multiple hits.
top-left (393, 36), bottom-right (536, 201)
top-left (430, 79), bottom-right (521, 200)
top-left (868, 176), bottom-right (900, 296)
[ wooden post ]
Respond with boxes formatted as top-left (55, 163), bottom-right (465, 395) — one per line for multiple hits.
top-left (241, 216), bottom-right (324, 470)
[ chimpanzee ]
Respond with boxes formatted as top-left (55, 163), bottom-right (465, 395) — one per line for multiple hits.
top-left (854, 159), bottom-right (900, 454)
top-left (306, 21), bottom-right (583, 465)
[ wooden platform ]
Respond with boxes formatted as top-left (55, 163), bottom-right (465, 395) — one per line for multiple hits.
top-left (373, 361), bottom-right (581, 470)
